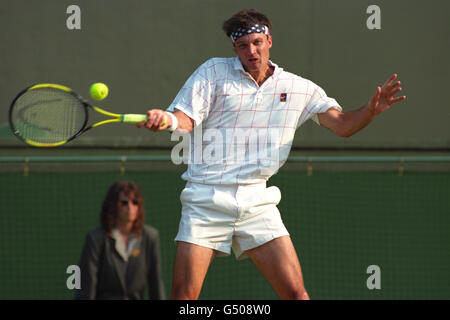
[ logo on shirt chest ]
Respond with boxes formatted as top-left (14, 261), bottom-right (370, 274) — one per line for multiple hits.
top-left (280, 93), bottom-right (287, 102)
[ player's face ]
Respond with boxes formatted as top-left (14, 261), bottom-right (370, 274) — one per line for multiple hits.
top-left (117, 192), bottom-right (139, 224)
top-left (234, 33), bottom-right (272, 73)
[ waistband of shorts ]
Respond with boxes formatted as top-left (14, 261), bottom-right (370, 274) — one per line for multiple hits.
top-left (185, 181), bottom-right (267, 188)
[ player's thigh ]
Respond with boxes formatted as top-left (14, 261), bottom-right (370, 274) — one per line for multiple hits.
top-left (246, 235), bottom-right (308, 299)
top-left (172, 241), bottom-right (216, 299)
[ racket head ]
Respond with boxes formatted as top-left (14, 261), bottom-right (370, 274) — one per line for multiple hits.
top-left (9, 84), bottom-right (89, 147)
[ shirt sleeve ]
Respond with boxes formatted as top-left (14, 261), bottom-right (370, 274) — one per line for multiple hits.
top-left (166, 59), bottom-right (216, 126)
top-left (303, 81), bottom-right (343, 127)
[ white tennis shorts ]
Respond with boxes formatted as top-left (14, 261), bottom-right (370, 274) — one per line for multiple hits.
top-left (175, 181), bottom-right (289, 260)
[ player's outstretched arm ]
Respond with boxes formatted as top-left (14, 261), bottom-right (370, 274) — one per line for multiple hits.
top-left (318, 74), bottom-right (406, 137)
top-left (136, 109), bottom-right (194, 133)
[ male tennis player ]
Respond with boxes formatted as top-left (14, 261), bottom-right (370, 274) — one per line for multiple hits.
top-left (137, 9), bottom-right (405, 300)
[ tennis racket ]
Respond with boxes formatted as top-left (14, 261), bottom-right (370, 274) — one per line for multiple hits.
top-left (9, 83), bottom-right (159, 147)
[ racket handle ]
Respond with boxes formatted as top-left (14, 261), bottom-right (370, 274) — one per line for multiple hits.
top-left (121, 114), bottom-right (148, 123)
top-left (121, 113), bottom-right (167, 127)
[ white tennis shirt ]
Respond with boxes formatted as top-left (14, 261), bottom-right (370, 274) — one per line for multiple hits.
top-left (167, 57), bottom-right (342, 185)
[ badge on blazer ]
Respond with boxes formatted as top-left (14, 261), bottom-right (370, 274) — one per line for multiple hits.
top-left (132, 248), bottom-right (141, 257)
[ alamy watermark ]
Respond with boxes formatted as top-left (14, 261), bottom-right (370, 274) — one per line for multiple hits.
top-left (66, 5), bottom-right (381, 32)
top-left (366, 5), bottom-right (381, 30)
top-left (66, 265), bottom-right (382, 291)
top-left (66, 265), bottom-right (81, 290)
top-left (366, 265), bottom-right (381, 290)
top-left (170, 127), bottom-right (282, 172)
top-left (66, 5), bottom-right (81, 30)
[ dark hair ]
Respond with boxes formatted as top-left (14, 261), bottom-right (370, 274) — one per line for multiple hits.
top-left (100, 181), bottom-right (145, 237)
top-left (222, 9), bottom-right (272, 38)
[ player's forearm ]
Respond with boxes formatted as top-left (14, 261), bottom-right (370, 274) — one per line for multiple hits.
top-left (339, 104), bottom-right (376, 137)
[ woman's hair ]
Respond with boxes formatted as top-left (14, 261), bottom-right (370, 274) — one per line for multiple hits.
top-left (222, 9), bottom-right (272, 38)
top-left (100, 181), bottom-right (145, 236)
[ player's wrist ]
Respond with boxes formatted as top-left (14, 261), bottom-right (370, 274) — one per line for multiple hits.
top-left (364, 103), bottom-right (377, 118)
top-left (165, 111), bottom-right (178, 132)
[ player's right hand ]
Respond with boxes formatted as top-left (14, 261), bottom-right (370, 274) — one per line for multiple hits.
top-left (136, 109), bottom-right (171, 132)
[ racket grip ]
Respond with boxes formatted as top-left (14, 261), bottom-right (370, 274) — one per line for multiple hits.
top-left (121, 114), bottom-right (148, 123)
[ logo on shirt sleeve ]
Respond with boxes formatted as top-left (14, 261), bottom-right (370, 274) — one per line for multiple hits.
top-left (280, 93), bottom-right (287, 102)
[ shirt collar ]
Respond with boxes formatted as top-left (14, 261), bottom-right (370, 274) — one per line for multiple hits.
top-left (233, 56), bottom-right (282, 76)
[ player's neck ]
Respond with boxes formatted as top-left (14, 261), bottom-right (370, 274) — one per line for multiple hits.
top-left (249, 65), bottom-right (274, 86)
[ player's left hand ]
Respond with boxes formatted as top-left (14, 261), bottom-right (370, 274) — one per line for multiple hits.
top-left (367, 74), bottom-right (406, 116)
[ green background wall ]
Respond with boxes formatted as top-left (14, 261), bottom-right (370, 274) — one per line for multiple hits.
top-left (1, 0), bottom-right (449, 149)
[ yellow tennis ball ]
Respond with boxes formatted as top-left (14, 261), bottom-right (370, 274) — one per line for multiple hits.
top-left (90, 83), bottom-right (109, 100)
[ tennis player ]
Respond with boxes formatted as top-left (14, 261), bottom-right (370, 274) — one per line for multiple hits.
top-left (137, 9), bottom-right (405, 300)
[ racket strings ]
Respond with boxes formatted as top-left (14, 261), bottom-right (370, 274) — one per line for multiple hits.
top-left (11, 88), bottom-right (86, 144)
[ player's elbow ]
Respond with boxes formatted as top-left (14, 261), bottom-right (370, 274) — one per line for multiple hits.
top-left (335, 119), bottom-right (355, 138)
top-left (321, 111), bottom-right (353, 138)
top-left (337, 129), bottom-right (353, 138)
